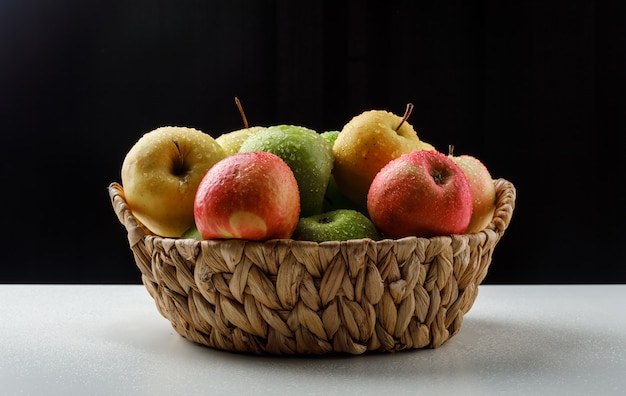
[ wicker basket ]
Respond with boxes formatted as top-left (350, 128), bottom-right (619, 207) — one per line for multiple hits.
top-left (109, 178), bottom-right (515, 355)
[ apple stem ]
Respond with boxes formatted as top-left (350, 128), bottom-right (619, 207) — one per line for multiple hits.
top-left (396, 103), bottom-right (414, 131)
top-left (448, 145), bottom-right (455, 156)
top-left (234, 97), bottom-right (249, 129)
top-left (172, 140), bottom-right (185, 175)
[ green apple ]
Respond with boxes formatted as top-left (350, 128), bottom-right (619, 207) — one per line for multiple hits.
top-left (181, 224), bottom-right (203, 240)
top-left (320, 130), bottom-right (364, 213)
top-left (121, 126), bottom-right (227, 237)
top-left (291, 209), bottom-right (382, 242)
top-left (333, 105), bottom-right (435, 209)
top-left (215, 126), bottom-right (265, 156)
top-left (323, 176), bottom-right (365, 213)
top-left (238, 125), bottom-right (333, 217)
top-left (320, 130), bottom-right (340, 147)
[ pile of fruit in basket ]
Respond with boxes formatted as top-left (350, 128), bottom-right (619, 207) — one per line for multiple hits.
top-left (120, 100), bottom-right (497, 242)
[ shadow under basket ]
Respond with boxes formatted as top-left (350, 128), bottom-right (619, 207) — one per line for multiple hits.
top-left (109, 179), bottom-right (516, 355)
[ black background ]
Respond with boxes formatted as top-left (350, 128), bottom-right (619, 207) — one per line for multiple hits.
top-left (1, 1), bottom-right (624, 284)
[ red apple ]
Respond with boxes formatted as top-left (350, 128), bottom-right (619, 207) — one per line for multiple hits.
top-left (448, 146), bottom-right (497, 233)
top-left (194, 152), bottom-right (300, 240)
top-left (367, 150), bottom-right (472, 238)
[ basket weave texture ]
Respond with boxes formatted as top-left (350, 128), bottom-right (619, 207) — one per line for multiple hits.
top-left (109, 178), bottom-right (515, 355)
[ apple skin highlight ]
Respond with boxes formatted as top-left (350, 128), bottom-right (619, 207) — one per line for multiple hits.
top-left (194, 152), bottom-right (301, 241)
top-left (216, 211), bottom-right (268, 240)
top-left (367, 150), bottom-right (473, 239)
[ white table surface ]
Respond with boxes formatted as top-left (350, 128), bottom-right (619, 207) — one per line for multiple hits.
top-left (1, 284), bottom-right (624, 396)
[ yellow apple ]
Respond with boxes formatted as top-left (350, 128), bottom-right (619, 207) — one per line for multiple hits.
top-left (121, 126), bottom-right (227, 237)
top-left (332, 105), bottom-right (435, 208)
top-left (215, 96), bottom-right (265, 156)
top-left (215, 126), bottom-right (265, 156)
top-left (448, 145), bottom-right (496, 233)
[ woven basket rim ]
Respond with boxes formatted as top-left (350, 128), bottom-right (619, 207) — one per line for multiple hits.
top-left (108, 178), bottom-right (516, 248)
